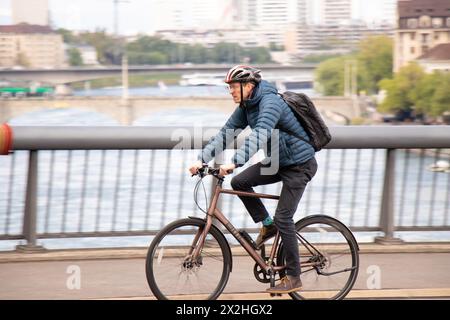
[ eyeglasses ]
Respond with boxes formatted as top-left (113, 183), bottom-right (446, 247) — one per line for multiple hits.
top-left (227, 83), bottom-right (242, 92)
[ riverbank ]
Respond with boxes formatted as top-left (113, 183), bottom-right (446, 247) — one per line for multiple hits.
top-left (70, 73), bottom-right (182, 90)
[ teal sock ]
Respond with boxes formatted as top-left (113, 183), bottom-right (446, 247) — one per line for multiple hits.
top-left (262, 216), bottom-right (273, 226)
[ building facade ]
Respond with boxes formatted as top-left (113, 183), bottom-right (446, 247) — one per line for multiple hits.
top-left (285, 23), bottom-right (394, 56)
top-left (156, 27), bottom-right (285, 49)
top-left (152, 0), bottom-right (235, 31)
top-left (321, 0), bottom-right (352, 25)
top-left (394, 0), bottom-right (450, 71)
top-left (0, 24), bottom-right (65, 68)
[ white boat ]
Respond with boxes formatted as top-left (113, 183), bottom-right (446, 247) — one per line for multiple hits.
top-left (179, 73), bottom-right (226, 86)
top-left (265, 75), bottom-right (314, 92)
top-left (428, 160), bottom-right (450, 173)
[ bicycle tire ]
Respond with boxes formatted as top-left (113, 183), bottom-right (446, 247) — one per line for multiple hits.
top-left (146, 218), bottom-right (232, 300)
top-left (276, 215), bottom-right (359, 300)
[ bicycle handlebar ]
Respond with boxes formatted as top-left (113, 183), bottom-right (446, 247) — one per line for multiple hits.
top-left (192, 164), bottom-right (233, 179)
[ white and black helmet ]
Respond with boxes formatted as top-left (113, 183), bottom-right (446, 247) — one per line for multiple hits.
top-left (224, 65), bottom-right (262, 84)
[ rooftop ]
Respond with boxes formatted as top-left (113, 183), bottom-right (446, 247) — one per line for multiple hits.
top-left (418, 43), bottom-right (450, 60)
top-left (0, 23), bottom-right (54, 34)
top-left (398, 0), bottom-right (450, 18)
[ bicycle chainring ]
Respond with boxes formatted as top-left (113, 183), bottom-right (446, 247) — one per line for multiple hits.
top-left (253, 263), bottom-right (271, 283)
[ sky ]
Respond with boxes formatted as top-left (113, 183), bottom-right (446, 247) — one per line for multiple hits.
top-left (0, 0), bottom-right (157, 34)
top-left (0, 0), bottom-right (393, 35)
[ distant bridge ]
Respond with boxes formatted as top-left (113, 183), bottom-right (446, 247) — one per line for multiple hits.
top-left (0, 64), bottom-right (318, 85)
top-left (0, 96), bottom-right (357, 125)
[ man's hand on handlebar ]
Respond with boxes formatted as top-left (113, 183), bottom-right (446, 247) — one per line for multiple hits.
top-left (188, 161), bottom-right (235, 177)
top-left (188, 160), bottom-right (204, 176)
top-left (219, 164), bottom-right (235, 176)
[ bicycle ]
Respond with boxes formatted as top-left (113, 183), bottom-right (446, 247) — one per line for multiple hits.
top-left (146, 165), bottom-right (359, 300)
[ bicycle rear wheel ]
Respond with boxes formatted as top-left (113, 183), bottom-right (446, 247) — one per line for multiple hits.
top-left (146, 218), bottom-right (231, 300)
top-left (277, 215), bottom-right (359, 300)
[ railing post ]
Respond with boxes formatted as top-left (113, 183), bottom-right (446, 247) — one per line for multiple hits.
top-left (16, 150), bottom-right (45, 252)
top-left (375, 148), bottom-right (403, 245)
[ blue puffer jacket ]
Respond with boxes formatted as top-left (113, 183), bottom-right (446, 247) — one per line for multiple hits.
top-left (198, 80), bottom-right (315, 168)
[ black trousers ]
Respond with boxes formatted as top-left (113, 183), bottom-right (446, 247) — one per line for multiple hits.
top-left (230, 157), bottom-right (318, 277)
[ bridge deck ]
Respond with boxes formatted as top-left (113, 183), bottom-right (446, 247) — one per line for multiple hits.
top-left (1, 243), bottom-right (449, 300)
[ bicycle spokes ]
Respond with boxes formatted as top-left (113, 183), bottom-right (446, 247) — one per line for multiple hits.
top-left (146, 219), bottom-right (230, 300)
top-left (279, 216), bottom-right (359, 300)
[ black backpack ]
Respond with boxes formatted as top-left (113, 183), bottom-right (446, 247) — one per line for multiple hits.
top-left (277, 91), bottom-right (331, 152)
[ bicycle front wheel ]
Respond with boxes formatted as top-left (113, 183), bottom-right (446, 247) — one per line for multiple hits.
top-left (146, 218), bottom-right (231, 300)
top-left (277, 215), bottom-right (359, 300)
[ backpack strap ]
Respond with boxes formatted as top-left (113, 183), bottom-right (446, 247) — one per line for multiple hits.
top-left (275, 124), bottom-right (315, 149)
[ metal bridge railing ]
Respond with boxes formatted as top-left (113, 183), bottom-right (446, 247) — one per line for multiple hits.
top-left (0, 125), bottom-right (449, 250)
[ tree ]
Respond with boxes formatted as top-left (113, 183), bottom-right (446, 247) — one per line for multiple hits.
top-left (183, 44), bottom-right (208, 64)
top-left (56, 28), bottom-right (80, 44)
top-left (357, 36), bottom-right (393, 94)
top-left (67, 48), bottom-right (83, 66)
top-left (302, 54), bottom-right (342, 63)
top-left (208, 42), bottom-right (241, 63)
top-left (429, 72), bottom-right (450, 117)
top-left (409, 71), bottom-right (442, 115)
top-left (245, 47), bottom-right (272, 64)
top-left (79, 29), bottom-right (123, 64)
top-left (315, 35), bottom-right (394, 96)
top-left (127, 51), bottom-right (168, 65)
top-left (378, 63), bottom-right (425, 113)
top-left (269, 42), bottom-right (284, 51)
top-left (315, 56), bottom-right (347, 95)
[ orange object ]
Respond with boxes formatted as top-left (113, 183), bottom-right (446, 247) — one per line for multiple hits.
top-left (0, 123), bottom-right (13, 155)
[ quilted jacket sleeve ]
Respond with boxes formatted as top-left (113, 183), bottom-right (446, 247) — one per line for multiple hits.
top-left (197, 106), bottom-right (248, 164)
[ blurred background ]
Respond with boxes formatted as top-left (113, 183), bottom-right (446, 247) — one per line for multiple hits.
top-left (0, 0), bottom-right (449, 251)
top-left (0, 0), bottom-right (449, 124)
top-left (0, 1), bottom-right (450, 302)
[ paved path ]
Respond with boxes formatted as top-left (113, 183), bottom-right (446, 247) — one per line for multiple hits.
top-left (1, 244), bottom-right (450, 300)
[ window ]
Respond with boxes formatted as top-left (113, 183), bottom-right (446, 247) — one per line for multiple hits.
top-left (432, 18), bottom-right (443, 28)
top-left (447, 17), bottom-right (450, 27)
top-left (419, 15), bottom-right (431, 28)
top-left (410, 32), bottom-right (416, 40)
top-left (434, 33), bottom-right (440, 40)
top-left (410, 47), bottom-right (415, 54)
top-left (421, 33), bottom-right (429, 44)
top-left (407, 18), bottom-right (418, 28)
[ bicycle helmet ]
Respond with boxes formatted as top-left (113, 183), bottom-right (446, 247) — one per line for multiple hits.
top-left (224, 65), bottom-right (262, 84)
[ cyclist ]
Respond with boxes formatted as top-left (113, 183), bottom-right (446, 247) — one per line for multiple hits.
top-left (189, 65), bottom-right (317, 294)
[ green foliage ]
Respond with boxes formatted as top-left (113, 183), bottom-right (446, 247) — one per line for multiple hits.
top-left (56, 28), bottom-right (80, 44)
top-left (378, 63), bottom-right (425, 113)
top-left (315, 56), bottom-right (347, 95)
top-left (67, 47), bottom-right (83, 66)
top-left (315, 35), bottom-right (394, 95)
top-left (302, 54), bottom-right (342, 63)
top-left (428, 72), bottom-right (450, 117)
top-left (379, 64), bottom-right (450, 117)
top-left (269, 42), bottom-right (284, 51)
top-left (357, 36), bottom-right (393, 94)
top-left (58, 30), bottom-right (272, 65)
top-left (70, 73), bottom-right (181, 90)
top-left (127, 51), bottom-right (168, 65)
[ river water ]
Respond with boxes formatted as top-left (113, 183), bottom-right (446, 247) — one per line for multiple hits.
top-left (0, 85), bottom-right (448, 250)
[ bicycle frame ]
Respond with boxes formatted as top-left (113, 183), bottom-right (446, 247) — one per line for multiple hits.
top-left (189, 177), bottom-right (286, 275)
